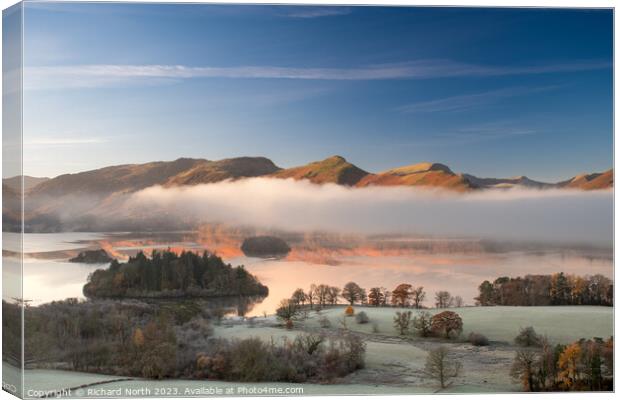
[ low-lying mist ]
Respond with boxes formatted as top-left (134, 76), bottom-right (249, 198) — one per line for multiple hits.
top-left (128, 178), bottom-right (613, 247)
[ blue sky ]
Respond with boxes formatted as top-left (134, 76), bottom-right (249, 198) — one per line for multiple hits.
top-left (20, 3), bottom-right (613, 181)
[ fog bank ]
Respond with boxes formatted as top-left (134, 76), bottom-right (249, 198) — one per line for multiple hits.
top-left (128, 178), bottom-right (613, 246)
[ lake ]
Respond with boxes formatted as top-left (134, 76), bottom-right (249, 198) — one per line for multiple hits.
top-left (2, 231), bottom-right (613, 315)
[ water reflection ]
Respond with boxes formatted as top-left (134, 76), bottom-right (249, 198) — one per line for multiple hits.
top-left (12, 232), bottom-right (614, 314)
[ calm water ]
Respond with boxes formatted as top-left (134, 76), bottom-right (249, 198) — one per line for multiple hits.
top-left (2, 232), bottom-right (613, 315)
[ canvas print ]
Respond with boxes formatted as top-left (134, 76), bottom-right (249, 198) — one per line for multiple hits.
top-left (2, 2), bottom-right (614, 398)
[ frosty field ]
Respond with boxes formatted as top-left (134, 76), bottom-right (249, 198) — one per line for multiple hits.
top-left (5, 305), bottom-right (612, 397)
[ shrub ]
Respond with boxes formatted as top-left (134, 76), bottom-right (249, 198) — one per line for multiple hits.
top-left (175, 317), bottom-right (213, 373)
top-left (355, 311), bottom-right (369, 324)
top-left (227, 337), bottom-right (278, 382)
top-left (412, 311), bottom-right (433, 337)
top-left (515, 327), bottom-right (542, 347)
top-left (468, 332), bottom-right (489, 346)
top-left (345, 305), bottom-right (355, 316)
top-left (196, 333), bottom-right (365, 383)
top-left (393, 311), bottom-right (413, 335)
top-left (294, 334), bottom-right (325, 355)
top-left (430, 311), bottom-right (463, 339)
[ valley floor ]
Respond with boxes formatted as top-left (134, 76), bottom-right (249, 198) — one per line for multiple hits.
top-left (3, 306), bottom-right (613, 398)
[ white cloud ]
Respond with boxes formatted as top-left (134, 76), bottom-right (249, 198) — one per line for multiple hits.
top-left (283, 7), bottom-right (352, 19)
top-left (397, 86), bottom-right (562, 114)
top-left (127, 178), bottom-right (613, 246)
top-left (24, 60), bottom-right (611, 90)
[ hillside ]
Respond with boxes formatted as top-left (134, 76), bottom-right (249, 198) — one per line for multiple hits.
top-left (462, 174), bottom-right (552, 189)
top-left (270, 155), bottom-right (369, 186)
top-left (165, 157), bottom-right (280, 186)
top-left (2, 176), bottom-right (49, 193)
top-left (357, 162), bottom-right (475, 191)
top-left (558, 169), bottom-right (613, 190)
top-left (5, 155), bottom-right (612, 232)
top-left (28, 158), bottom-right (207, 198)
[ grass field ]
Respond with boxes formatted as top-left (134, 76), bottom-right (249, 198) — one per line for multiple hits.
top-left (4, 305), bottom-right (612, 397)
top-left (298, 305), bottom-right (613, 344)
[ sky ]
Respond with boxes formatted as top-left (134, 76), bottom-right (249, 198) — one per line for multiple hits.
top-left (18, 3), bottom-right (613, 181)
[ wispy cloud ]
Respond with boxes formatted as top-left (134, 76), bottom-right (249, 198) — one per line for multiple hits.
top-left (25, 137), bottom-right (107, 146)
top-left (388, 121), bottom-right (540, 148)
top-left (283, 7), bottom-right (352, 19)
top-left (397, 85), bottom-right (563, 114)
top-left (24, 60), bottom-right (610, 90)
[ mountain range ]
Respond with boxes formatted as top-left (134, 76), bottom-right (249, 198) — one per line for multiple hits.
top-left (2, 156), bottom-right (612, 232)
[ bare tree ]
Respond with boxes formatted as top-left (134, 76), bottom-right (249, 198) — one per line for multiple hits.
top-left (291, 288), bottom-right (306, 306)
top-left (306, 284), bottom-right (317, 309)
top-left (510, 350), bottom-right (539, 391)
top-left (393, 311), bottom-right (413, 335)
top-left (327, 286), bottom-right (341, 305)
top-left (368, 287), bottom-right (385, 306)
top-left (412, 311), bottom-right (433, 337)
top-left (276, 299), bottom-right (301, 328)
top-left (342, 282), bottom-right (364, 305)
top-left (453, 296), bottom-right (464, 308)
top-left (435, 291), bottom-right (452, 308)
top-left (424, 346), bottom-right (461, 389)
top-left (412, 286), bottom-right (426, 308)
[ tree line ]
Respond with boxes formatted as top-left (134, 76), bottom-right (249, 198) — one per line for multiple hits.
top-left (83, 250), bottom-right (268, 299)
top-left (510, 327), bottom-right (613, 391)
top-left (287, 282), bottom-right (464, 309)
top-left (476, 273), bottom-right (613, 306)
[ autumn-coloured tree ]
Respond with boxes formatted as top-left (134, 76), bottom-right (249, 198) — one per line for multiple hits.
top-left (476, 273), bottom-right (611, 307)
top-left (430, 311), bottom-right (463, 339)
top-left (558, 342), bottom-right (582, 388)
top-left (391, 284), bottom-right (413, 307)
top-left (424, 346), bottom-right (461, 389)
top-left (132, 327), bottom-right (145, 348)
top-left (508, 336), bottom-right (614, 392)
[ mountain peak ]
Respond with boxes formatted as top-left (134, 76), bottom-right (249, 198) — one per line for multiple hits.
top-left (271, 155), bottom-right (369, 186)
top-left (325, 155), bottom-right (347, 163)
top-left (387, 162), bottom-right (454, 175)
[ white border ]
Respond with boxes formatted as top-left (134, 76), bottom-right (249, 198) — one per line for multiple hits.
top-left (0, 1), bottom-right (616, 400)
